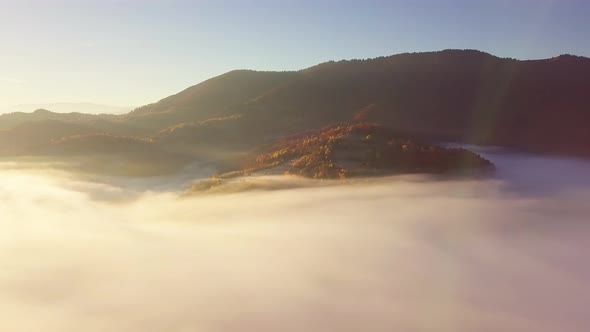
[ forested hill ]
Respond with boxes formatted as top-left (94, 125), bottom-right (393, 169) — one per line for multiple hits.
top-left (1, 49), bottom-right (589, 169)
top-left (122, 49), bottom-right (590, 155)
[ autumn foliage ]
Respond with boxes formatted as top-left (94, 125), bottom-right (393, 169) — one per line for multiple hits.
top-left (254, 123), bottom-right (493, 179)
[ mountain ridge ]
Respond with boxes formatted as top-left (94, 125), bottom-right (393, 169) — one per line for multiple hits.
top-left (4, 102), bottom-right (132, 115)
top-left (1, 49), bottom-right (589, 175)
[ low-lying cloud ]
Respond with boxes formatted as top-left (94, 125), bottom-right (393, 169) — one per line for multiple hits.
top-left (1, 152), bottom-right (589, 332)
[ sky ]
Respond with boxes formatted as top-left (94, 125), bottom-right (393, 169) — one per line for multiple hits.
top-left (0, 0), bottom-right (589, 111)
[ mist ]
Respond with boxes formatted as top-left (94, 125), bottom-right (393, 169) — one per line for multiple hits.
top-left (1, 150), bottom-right (590, 332)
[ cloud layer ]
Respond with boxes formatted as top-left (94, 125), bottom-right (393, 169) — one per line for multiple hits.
top-left (0, 153), bottom-right (589, 332)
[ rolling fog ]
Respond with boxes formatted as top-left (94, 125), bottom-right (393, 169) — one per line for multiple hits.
top-left (1, 150), bottom-right (590, 332)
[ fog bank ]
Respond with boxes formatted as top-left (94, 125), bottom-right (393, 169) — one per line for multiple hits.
top-left (1, 152), bottom-right (589, 332)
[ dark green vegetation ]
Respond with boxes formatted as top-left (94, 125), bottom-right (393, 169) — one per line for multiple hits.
top-left (1, 50), bottom-right (588, 175)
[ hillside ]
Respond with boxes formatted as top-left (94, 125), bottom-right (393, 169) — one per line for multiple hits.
top-left (0, 49), bottom-right (588, 175)
top-left (0, 109), bottom-right (109, 129)
top-left (123, 70), bottom-right (299, 130)
top-left (124, 49), bottom-right (590, 156)
top-left (0, 120), bottom-right (99, 155)
top-left (251, 122), bottom-right (493, 179)
top-left (188, 122), bottom-right (494, 193)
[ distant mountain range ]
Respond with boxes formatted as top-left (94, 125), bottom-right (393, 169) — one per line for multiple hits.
top-left (1, 49), bottom-right (589, 175)
top-left (3, 103), bottom-right (132, 115)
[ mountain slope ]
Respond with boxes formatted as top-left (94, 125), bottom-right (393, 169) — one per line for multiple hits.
top-left (0, 109), bottom-right (112, 129)
top-left (246, 50), bottom-right (590, 154)
top-left (0, 120), bottom-right (99, 155)
top-left (122, 49), bottom-right (590, 156)
top-left (1, 49), bottom-right (589, 173)
top-left (123, 70), bottom-right (299, 129)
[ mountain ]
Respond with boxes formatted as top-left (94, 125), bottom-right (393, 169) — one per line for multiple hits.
top-left (1, 49), bottom-right (589, 175)
top-left (0, 119), bottom-right (98, 155)
top-left (0, 109), bottom-right (149, 134)
top-left (124, 49), bottom-right (590, 156)
top-left (7, 103), bottom-right (132, 115)
top-left (0, 109), bottom-right (109, 129)
top-left (123, 70), bottom-right (298, 130)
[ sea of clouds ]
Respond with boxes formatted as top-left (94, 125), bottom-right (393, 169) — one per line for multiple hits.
top-left (1, 150), bottom-right (589, 332)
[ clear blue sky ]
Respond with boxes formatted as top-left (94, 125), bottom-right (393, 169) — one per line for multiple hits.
top-left (1, 0), bottom-right (588, 109)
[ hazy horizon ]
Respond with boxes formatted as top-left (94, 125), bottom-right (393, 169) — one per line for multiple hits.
top-left (0, 102), bottom-right (134, 115)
